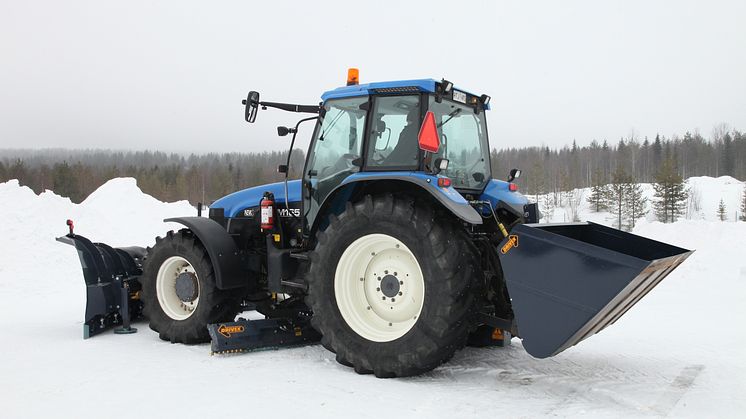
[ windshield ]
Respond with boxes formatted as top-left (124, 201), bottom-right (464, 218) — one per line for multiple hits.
top-left (428, 97), bottom-right (491, 190)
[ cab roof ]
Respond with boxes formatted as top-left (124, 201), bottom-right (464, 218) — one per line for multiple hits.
top-left (320, 79), bottom-right (437, 101)
top-left (320, 78), bottom-right (489, 110)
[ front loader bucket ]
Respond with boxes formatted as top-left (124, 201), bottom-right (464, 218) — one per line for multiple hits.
top-left (57, 233), bottom-right (146, 338)
top-left (498, 222), bottom-right (692, 359)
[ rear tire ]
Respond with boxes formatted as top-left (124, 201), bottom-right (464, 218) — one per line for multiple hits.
top-left (306, 194), bottom-right (482, 377)
top-left (141, 230), bottom-right (239, 343)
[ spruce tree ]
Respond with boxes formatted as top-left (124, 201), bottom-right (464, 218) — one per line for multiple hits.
top-left (586, 169), bottom-right (609, 212)
top-left (608, 166), bottom-right (632, 230)
top-left (624, 181), bottom-right (648, 230)
top-left (653, 158), bottom-right (687, 223)
top-left (717, 199), bottom-right (727, 221)
top-left (740, 186), bottom-right (746, 222)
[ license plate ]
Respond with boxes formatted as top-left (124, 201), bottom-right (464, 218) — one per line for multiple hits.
top-left (453, 90), bottom-right (467, 103)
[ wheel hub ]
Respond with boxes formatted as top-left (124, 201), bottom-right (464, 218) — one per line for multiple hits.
top-left (175, 271), bottom-right (199, 302)
top-left (156, 256), bottom-right (200, 321)
top-left (334, 234), bottom-right (425, 342)
top-left (380, 274), bottom-right (400, 298)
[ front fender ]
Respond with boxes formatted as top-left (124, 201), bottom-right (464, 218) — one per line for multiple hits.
top-left (164, 217), bottom-right (250, 290)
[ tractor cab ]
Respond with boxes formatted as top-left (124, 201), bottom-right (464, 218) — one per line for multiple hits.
top-left (242, 70), bottom-right (496, 237)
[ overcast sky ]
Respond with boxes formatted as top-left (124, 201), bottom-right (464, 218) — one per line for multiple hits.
top-left (1, 0), bottom-right (744, 154)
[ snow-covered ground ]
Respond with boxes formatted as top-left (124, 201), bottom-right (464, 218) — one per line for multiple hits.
top-left (539, 175), bottom-right (745, 225)
top-left (0, 177), bottom-right (744, 418)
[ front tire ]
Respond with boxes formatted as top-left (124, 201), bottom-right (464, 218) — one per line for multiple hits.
top-left (141, 230), bottom-right (238, 343)
top-left (306, 194), bottom-right (482, 377)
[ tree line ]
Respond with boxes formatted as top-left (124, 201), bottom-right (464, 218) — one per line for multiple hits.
top-left (0, 149), bottom-right (305, 204)
top-left (0, 126), bottom-right (744, 224)
top-left (491, 126), bottom-right (746, 198)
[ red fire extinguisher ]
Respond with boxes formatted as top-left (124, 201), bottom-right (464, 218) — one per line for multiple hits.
top-left (260, 193), bottom-right (274, 230)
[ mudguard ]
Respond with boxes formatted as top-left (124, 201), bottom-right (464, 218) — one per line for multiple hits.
top-left (324, 172), bottom-right (483, 226)
top-left (164, 217), bottom-right (250, 290)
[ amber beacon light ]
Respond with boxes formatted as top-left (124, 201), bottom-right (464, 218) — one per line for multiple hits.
top-left (347, 68), bottom-right (359, 85)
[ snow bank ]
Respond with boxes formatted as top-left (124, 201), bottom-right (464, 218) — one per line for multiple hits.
top-left (0, 177), bottom-right (744, 418)
top-left (0, 178), bottom-right (196, 295)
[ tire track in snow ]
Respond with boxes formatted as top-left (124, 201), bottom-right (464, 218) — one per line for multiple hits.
top-left (650, 364), bottom-right (704, 417)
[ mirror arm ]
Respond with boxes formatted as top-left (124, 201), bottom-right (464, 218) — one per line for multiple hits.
top-left (260, 101), bottom-right (321, 114)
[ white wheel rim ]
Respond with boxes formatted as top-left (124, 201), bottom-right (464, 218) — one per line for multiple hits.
top-left (335, 233), bottom-right (425, 342)
top-left (156, 256), bottom-right (200, 320)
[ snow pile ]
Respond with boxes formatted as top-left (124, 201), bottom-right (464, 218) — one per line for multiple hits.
top-left (0, 177), bottom-right (745, 418)
top-left (0, 178), bottom-right (195, 295)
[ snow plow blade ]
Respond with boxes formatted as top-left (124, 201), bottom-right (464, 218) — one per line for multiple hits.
top-left (57, 232), bottom-right (145, 338)
top-left (498, 222), bottom-right (692, 359)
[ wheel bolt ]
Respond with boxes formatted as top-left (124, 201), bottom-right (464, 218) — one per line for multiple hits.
top-left (382, 296), bottom-right (386, 300)
top-left (384, 270), bottom-right (388, 274)
top-left (359, 277), bottom-right (364, 282)
top-left (398, 292), bottom-right (403, 296)
top-left (376, 287), bottom-right (380, 292)
top-left (377, 277), bottom-right (381, 281)
top-left (399, 281), bottom-right (403, 285)
top-left (389, 322), bottom-right (392, 326)
top-left (391, 298), bottom-right (395, 302)
top-left (367, 306), bottom-right (371, 310)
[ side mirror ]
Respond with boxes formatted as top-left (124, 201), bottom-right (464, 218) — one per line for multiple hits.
top-left (277, 126), bottom-right (297, 137)
top-left (243, 91), bottom-right (260, 123)
top-left (508, 168), bottom-right (521, 183)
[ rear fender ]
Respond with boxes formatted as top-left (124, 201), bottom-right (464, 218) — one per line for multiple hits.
top-left (164, 217), bottom-right (250, 290)
top-left (311, 173), bottom-right (482, 235)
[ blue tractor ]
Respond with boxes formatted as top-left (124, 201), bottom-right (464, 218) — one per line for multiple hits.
top-left (60, 70), bottom-right (692, 377)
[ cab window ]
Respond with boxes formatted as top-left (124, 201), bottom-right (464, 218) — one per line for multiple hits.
top-left (366, 95), bottom-right (420, 168)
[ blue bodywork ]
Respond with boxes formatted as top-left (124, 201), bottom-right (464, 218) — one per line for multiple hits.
top-left (340, 171), bottom-right (469, 204)
top-left (213, 180), bottom-right (302, 218)
top-left (479, 179), bottom-right (529, 209)
top-left (211, 173), bottom-right (527, 224)
top-left (211, 172), bottom-right (472, 219)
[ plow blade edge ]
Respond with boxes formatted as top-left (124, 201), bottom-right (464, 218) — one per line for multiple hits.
top-left (57, 234), bottom-right (145, 338)
top-left (498, 222), bottom-right (692, 359)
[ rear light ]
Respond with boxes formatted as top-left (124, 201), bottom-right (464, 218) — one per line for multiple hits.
top-left (437, 177), bottom-right (451, 188)
top-left (418, 111), bottom-right (440, 153)
top-left (509, 183), bottom-right (518, 192)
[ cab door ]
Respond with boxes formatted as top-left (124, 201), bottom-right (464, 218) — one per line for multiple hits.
top-left (302, 96), bottom-right (368, 232)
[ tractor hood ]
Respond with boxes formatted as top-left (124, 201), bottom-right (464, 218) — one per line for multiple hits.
top-left (211, 180), bottom-right (302, 218)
